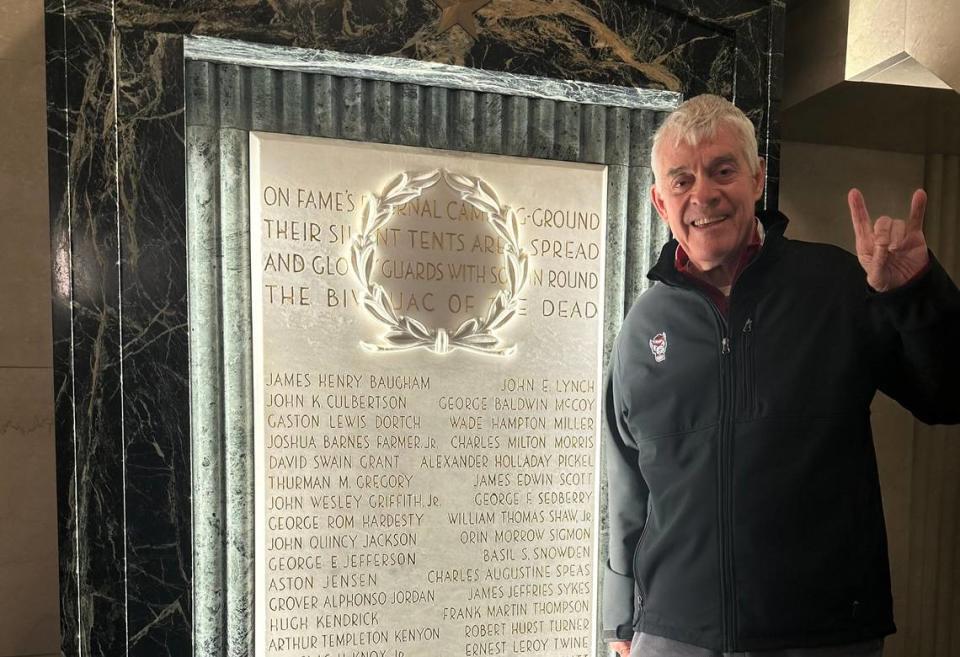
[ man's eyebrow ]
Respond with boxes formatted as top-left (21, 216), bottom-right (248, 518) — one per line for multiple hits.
top-left (709, 154), bottom-right (739, 168)
top-left (665, 155), bottom-right (739, 178)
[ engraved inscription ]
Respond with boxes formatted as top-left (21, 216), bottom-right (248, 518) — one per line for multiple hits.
top-left (252, 133), bottom-right (606, 657)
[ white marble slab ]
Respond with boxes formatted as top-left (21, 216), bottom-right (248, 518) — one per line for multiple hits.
top-left (250, 132), bottom-right (608, 657)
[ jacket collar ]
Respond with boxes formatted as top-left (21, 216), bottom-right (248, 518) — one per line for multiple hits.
top-left (647, 209), bottom-right (790, 287)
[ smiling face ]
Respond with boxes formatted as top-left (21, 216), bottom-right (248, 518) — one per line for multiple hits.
top-left (651, 123), bottom-right (765, 282)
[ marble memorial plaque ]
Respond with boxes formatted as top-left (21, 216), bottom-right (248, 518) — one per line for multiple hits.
top-left (251, 133), bottom-right (607, 657)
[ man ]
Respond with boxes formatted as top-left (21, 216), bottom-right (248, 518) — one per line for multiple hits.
top-left (603, 94), bottom-right (960, 657)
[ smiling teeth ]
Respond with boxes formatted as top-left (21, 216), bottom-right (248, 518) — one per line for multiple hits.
top-left (693, 216), bottom-right (727, 227)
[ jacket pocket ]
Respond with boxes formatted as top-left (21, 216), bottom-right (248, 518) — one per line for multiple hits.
top-left (632, 521), bottom-right (651, 617)
top-left (737, 318), bottom-right (757, 417)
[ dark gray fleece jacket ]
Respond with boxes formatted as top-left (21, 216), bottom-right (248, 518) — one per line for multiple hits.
top-left (603, 211), bottom-right (960, 652)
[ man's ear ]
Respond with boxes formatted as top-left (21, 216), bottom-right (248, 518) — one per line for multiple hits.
top-left (650, 183), bottom-right (669, 223)
top-left (753, 157), bottom-right (766, 199)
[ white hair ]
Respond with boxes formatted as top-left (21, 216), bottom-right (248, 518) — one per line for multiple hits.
top-left (651, 94), bottom-right (761, 181)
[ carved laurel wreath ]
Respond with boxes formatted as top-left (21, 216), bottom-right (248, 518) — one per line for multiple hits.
top-left (349, 169), bottom-right (529, 356)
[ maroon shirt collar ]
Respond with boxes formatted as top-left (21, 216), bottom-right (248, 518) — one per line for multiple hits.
top-left (674, 221), bottom-right (763, 317)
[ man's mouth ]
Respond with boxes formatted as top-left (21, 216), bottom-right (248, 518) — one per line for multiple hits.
top-left (691, 215), bottom-right (728, 228)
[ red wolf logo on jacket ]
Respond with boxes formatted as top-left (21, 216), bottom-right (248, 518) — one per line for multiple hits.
top-left (649, 332), bottom-right (667, 363)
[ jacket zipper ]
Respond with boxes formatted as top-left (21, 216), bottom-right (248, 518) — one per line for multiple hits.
top-left (699, 300), bottom-right (736, 652)
top-left (719, 265), bottom-right (761, 651)
top-left (649, 264), bottom-right (762, 651)
top-left (676, 291), bottom-right (737, 651)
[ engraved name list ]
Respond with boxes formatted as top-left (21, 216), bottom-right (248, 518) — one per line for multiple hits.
top-left (251, 133), bottom-right (608, 657)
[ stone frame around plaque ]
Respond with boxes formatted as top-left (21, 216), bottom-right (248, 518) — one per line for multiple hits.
top-left (183, 36), bottom-right (679, 656)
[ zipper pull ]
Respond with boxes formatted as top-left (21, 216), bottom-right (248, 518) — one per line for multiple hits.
top-left (743, 318), bottom-right (753, 333)
top-left (722, 337), bottom-right (731, 354)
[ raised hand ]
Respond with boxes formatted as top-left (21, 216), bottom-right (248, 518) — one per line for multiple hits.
top-left (848, 188), bottom-right (930, 292)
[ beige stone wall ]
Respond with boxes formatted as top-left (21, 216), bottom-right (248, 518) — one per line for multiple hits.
top-left (0, 0), bottom-right (59, 655)
top-left (781, 141), bottom-right (922, 657)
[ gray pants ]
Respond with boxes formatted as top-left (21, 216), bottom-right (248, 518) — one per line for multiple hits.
top-left (628, 633), bottom-right (884, 657)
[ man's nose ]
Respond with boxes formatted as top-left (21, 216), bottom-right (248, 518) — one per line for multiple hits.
top-left (690, 177), bottom-right (719, 205)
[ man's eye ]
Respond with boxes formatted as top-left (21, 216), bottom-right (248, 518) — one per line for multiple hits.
top-left (673, 178), bottom-right (691, 189)
top-left (716, 167), bottom-right (735, 179)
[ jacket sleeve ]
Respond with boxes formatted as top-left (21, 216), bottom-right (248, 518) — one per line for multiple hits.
top-left (602, 341), bottom-right (650, 641)
top-left (873, 251), bottom-right (960, 425)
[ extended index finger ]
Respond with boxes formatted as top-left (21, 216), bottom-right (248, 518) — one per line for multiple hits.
top-left (847, 188), bottom-right (872, 243)
top-left (909, 188), bottom-right (927, 232)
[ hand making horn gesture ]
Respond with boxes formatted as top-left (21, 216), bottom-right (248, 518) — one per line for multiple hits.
top-left (848, 188), bottom-right (930, 292)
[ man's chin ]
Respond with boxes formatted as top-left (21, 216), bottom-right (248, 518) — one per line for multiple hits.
top-left (686, 249), bottom-right (737, 273)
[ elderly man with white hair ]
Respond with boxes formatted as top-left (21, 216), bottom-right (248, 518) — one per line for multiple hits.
top-left (603, 94), bottom-right (960, 657)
